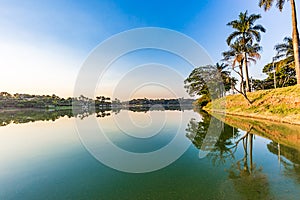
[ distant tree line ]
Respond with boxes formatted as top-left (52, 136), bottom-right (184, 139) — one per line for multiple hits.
top-left (127, 98), bottom-right (194, 106)
top-left (0, 92), bottom-right (195, 110)
top-left (0, 92), bottom-right (73, 108)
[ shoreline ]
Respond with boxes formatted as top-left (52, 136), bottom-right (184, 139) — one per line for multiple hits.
top-left (207, 111), bottom-right (300, 149)
top-left (203, 109), bottom-right (300, 126)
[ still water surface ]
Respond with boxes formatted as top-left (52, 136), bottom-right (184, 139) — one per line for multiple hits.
top-left (0, 109), bottom-right (300, 199)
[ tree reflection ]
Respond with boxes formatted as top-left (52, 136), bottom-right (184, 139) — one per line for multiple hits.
top-left (186, 114), bottom-right (272, 199)
top-left (268, 141), bottom-right (300, 183)
top-left (0, 107), bottom-right (193, 127)
top-left (0, 109), bottom-right (73, 126)
top-left (186, 112), bottom-right (240, 165)
top-left (227, 131), bottom-right (271, 199)
top-left (0, 108), bottom-right (113, 127)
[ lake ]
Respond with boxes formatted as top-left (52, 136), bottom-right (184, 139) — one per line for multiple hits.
top-left (0, 109), bottom-right (300, 199)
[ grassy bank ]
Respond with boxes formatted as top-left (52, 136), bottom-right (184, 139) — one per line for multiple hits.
top-left (204, 85), bottom-right (300, 125)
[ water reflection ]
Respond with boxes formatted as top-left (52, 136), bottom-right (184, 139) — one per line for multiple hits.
top-left (215, 113), bottom-right (300, 185)
top-left (186, 112), bottom-right (240, 165)
top-left (268, 141), bottom-right (300, 184)
top-left (0, 106), bottom-right (191, 127)
top-left (226, 131), bottom-right (272, 199)
top-left (0, 109), bottom-right (74, 126)
top-left (186, 112), bottom-right (300, 199)
top-left (1, 108), bottom-right (300, 199)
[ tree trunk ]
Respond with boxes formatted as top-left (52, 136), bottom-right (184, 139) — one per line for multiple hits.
top-left (249, 133), bottom-right (253, 173)
top-left (290, 0), bottom-right (300, 85)
top-left (243, 52), bottom-right (251, 92)
top-left (239, 65), bottom-right (244, 94)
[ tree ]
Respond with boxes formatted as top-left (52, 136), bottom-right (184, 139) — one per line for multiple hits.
top-left (223, 40), bottom-right (261, 101)
top-left (186, 113), bottom-right (240, 166)
top-left (263, 62), bottom-right (296, 89)
top-left (275, 37), bottom-right (297, 67)
top-left (223, 41), bottom-right (245, 93)
top-left (226, 11), bottom-right (266, 92)
top-left (259, 0), bottom-right (300, 85)
top-left (216, 63), bottom-right (236, 92)
top-left (184, 64), bottom-right (234, 107)
top-left (261, 37), bottom-right (297, 88)
top-left (252, 78), bottom-right (267, 90)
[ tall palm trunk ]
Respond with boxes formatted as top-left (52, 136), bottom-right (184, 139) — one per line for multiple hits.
top-left (239, 65), bottom-right (245, 93)
top-left (243, 52), bottom-right (251, 92)
top-left (249, 133), bottom-right (253, 173)
top-left (290, 0), bottom-right (300, 85)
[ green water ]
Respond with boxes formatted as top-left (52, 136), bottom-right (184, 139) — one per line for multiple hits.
top-left (0, 109), bottom-right (300, 199)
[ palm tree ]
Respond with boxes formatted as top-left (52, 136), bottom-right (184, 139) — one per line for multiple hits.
top-left (223, 41), bottom-right (245, 93)
top-left (223, 40), bottom-right (262, 94)
top-left (216, 63), bottom-right (237, 96)
top-left (262, 37), bottom-right (297, 88)
top-left (227, 11), bottom-right (266, 92)
top-left (259, 0), bottom-right (300, 85)
top-left (275, 37), bottom-right (297, 67)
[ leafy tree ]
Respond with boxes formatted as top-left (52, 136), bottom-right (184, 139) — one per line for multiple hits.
top-left (184, 67), bottom-right (209, 97)
top-left (186, 113), bottom-right (240, 166)
top-left (251, 78), bottom-right (268, 90)
top-left (259, 0), bottom-right (300, 85)
top-left (226, 11), bottom-right (266, 92)
top-left (261, 37), bottom-right (298, 88)
top-left (263, 63), bottom-right (296, 88)
top-left (184, 64), bottom-right (233, 107)
top-left (216, 63), bottom-right (236, 92)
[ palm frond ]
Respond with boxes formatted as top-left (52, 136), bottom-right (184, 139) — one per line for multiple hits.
top-left (259, 0), bottom-right (274, 11)
top-left (249, 30), bottom-right (261, 42)
top-left (252, 24), bottom-right (266, 33)
top-left (226, 31), bottom-right (242, 45)
top-left (248, 13), bottom-right (262, 23)
top-left (276, 0), bottom-right (286, 11)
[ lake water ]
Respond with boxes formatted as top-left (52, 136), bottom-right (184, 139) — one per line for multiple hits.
top-left (0, 109), bottom-right (300, 199)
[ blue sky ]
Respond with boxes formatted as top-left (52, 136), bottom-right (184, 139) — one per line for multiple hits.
top-left (0, 0), bottom-right (296, 98)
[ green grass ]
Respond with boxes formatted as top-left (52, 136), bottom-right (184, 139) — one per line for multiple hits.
top-left (204, 85), bottom-right (300, 124)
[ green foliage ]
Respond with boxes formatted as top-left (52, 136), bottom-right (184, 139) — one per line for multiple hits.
top-left (0, 92), bottom-right (111, 109)
top-left (184, 64), bottom-right (234, 102)
top-left (196, 94), bottom-right (211, 108)
top-left (225, 11), bottom-right (265, 93)
top-left (186, 113), bottom-right (240, 166)
top-left (259, 0), bottom-right (286, 12)
top-left (226, 11), bottom-right (266, 46)
top-left (259, 0), bottom-right (300, 85)
top-left (184, 67), bottom-right (210, 97)
top-left (0, 93), bottom-right (75, 108)
top-left (216, 63), bottom-right (237, 91)
top-left (259, 37), bottom-right (298, 89)
top-left (0, 109), bottom-right (73, 127)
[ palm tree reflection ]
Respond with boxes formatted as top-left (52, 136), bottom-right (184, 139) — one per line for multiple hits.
top-left (186, 112), bottom-right (240, 165)
top-left (186, 114), bottom-right (271, 198)
top-left (268, 141), bottom-right (300, 183)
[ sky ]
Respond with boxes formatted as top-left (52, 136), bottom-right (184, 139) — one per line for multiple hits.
top-left (0, 0), bottom-right (296, 99)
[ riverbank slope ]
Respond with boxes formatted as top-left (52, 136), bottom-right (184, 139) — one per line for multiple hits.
top-left (203, 85), bottom-right (300, 125)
